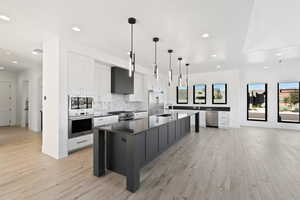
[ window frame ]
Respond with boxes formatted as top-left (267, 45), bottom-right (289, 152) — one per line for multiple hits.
top-left (193, 84), bottom-right (206, 104)
top-left (176, 86), bottom-right (188, 104)
top-left (212, 83), bottom-right (227, 104)
top-left (277, 82), bottom-right (300, 124)
top-left (247, 83), bottom-right (268, 122)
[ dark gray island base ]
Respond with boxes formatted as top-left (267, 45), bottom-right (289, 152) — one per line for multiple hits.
top-left (93, 111), bottom-right (199, 192)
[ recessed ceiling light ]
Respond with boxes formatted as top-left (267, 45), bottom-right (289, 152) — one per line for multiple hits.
top-left (276, 52), bottom-right (282, 57)
top-left (211, 54), bottom-right (217, 58)
top-left (263, 66), bottom-right (269, 69)
top-left (12, 60), bottom-right (18, 64)
top-left (0, 14), bottom-right (10, 22)
top-left (201, 33), bottom-right (210, 38)
top-left (0, 66), bottom-right (5, 70)
top-left (72, 26), bottom-right (81, 32)
top-left (5, 51), bottom-right (11, 55)
top-left (216, 65), bottom-right (221, 69)
top-left (32, 49), bottom-right (43, 55)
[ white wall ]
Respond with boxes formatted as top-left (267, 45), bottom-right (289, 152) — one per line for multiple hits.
top-left (16, 68), bottom-right (42, 132)
top-left (168, 69), bottom-right (241, 128)
top-left (0, 71), bottom-right (17, 125)
top-left (241, 63), bottom-right (300, 130)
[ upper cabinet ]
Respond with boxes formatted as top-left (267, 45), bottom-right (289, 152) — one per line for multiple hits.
top-left (67, 52), bottom-right (95, 96)
top-left (94, 62), bottom-right (111, 101)
top-left (128, 72), bottom-right (145, 102)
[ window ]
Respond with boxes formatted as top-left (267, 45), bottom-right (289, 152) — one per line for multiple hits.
top-left (247, 83), bottom-right (267, 121)
top-left (177, 86), bottom-right (188, 104)
top-left (212, 83), bottom-right (227, 104)
top-left (278, 82), bottom-right (300, 123)
top-left (193, 84), bottom-right (206, 104)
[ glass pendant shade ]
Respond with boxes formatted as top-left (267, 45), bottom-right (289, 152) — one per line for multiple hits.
top-left (168, 49), bottom-right (173, 86)
top-left (153, 37), bottom-right (159, 80)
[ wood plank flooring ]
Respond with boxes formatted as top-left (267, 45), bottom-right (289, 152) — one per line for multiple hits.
top-left (0, 126), bottom-right (300, 200)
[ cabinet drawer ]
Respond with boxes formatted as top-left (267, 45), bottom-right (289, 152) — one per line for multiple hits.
top-left (68, 134), bottom-right (93, 152)
top-left (94, 116), bottom-right (119, 126)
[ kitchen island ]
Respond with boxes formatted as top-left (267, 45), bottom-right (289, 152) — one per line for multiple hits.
top-left (93, 111), bottom-right (199, 192)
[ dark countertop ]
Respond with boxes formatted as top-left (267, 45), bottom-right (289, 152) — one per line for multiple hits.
top-left (94, 111), bottom-right (198, 135)
top-left (169, 105), bottom-right (230, 112)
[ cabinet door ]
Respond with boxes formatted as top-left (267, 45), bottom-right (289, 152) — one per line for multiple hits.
top-left (68, 52), bottom-right (84, 96)
top-left (180, 118), bottom-right (185, 137)
top-left (94, 63), bottom-right (111, 101)
top-left (84, 57), bottom-right (95, 96)
top-left (167, 121), bottom-right (176, 145)
top-left (175, 120), bottom-right (181, 140)
top-left (158, 125), bottom-right (168, 152)
top-left (146, 128), bottom-right (159, 162)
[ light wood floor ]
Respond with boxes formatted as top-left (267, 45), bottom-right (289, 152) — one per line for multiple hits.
top-left (1, 126), bottom-right (300, 200)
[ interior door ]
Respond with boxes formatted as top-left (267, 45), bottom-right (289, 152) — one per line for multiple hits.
top-left (0, 82), bottom-right (12, 126)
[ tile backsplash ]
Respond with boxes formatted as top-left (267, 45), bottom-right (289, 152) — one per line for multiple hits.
top-left (94, 94), bottom-right (147, 114)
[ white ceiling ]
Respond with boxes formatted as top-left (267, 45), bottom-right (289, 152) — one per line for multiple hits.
top-left (0, 0), bottom-right (299, 74)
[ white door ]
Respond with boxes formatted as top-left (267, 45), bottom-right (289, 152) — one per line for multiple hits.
top-left (0, 82), bottom-right (12, 126)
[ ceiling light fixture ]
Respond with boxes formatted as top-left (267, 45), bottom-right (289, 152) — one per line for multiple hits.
top-left (178, 57), bottom-right (183, 86)
top-left (32, 49), bottom-right (43, 55)
top-left (0, 14), bottom-right (10, 22)
top-left (211, 54), bottom-right (217, 58)
top-left (12, 60), bottom-right (18, 64)
top-left (276, 52), bottom-right (282, 57)
top-left (185, 63), bottom-right (189, 87)
top-left (168, 49), bottom-right (173, 86)
top-left (263, 66), bottom-right (269, 69)
top-left (201, 33), bottom-right (210, 38)
top-left (71, 26), bottom-right (81, 32)
top-left (128, 17), bottom-right (136, 77)
top-left (153, 37), bottom-right (159, 80)
top-left (0, 66), bottom-right (5, 70)
top-left (216, 65), bottom-right (221, 69)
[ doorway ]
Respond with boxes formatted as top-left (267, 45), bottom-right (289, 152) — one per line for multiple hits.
top-left (0, 82), bottom-right (12, 126)
top-left (22, 80), bottom-right (29, 128)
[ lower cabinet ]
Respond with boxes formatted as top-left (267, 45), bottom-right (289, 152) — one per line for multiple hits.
top-left (146, 128), bottom-right (159, 162)
top-left (158, 125), bottom-right (168, 152)
top-left (167, 121), bottom-right (176, 145)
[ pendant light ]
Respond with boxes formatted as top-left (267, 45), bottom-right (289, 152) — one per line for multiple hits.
top-left (185, 63), bottom-right (189, 87)
top-left (128, 17), bottom-right (136, 77)
top-left (153, 37), bottom-right (159, 80)
top-left (168, 49), bottom-right (173, 86)
top-left (178, 57), bottom-right (183, 86)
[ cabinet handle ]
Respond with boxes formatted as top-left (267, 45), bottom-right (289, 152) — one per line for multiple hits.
top-left (77, 140), bottom-right (88, 144)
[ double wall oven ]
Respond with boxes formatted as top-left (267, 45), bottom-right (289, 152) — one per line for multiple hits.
top-left (68, 96), bottom-right (94, 139)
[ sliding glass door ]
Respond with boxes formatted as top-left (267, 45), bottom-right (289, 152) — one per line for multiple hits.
top-left (247, 83), bottom-right (267, 121)
top-left (278, 82), bottom-right (300, 123)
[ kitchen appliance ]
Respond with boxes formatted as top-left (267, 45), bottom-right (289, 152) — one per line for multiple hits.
top-left (111, 66), bottom-right (134, 94)
top-left (68, 115), bottom-right (94, 138)
top-left (206, 111), bottom-right (218, 128)
top-left (108, 111), bottom-right (135, 121)
top-left (68, 96), bottom-right (94, 117)
top-left (148, 90), bottom-right (165, 116)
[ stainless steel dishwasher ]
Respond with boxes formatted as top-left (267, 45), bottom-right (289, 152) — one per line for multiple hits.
top-left (206, 111), bottom-right (218, 128)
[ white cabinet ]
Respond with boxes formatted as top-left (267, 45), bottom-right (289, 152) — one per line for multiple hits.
top-left (128, 73), bottom-right (145, 102)
top-left (94, 63), bottom-right (111, 101)
top-left (218, 111), bottom-right (230, 128)
top-left (68, 134), bottom-right (93, 152)
top-left (94, 115), bottom-right (119, 127)
top-left (134, 112), bottom-right (148, 119)
top-left (67, 52), bottom-right (95, 96)
top-left (199, 111), bottom-right (206, 127)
